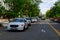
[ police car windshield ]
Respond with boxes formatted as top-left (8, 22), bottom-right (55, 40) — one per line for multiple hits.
top-left (12, 19), bottom-right (24, 22)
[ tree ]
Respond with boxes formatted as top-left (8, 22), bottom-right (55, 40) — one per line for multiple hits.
top-left (4, 0), bottom-right (41, 18)
top-left (0, 6), bottom-right (5, 17)
top-left (46, 10), bottom-right (51, 18)
top-left (46, 0), bottom-right (60, 18)
top-left (0, 6), bottom-right (2, 17)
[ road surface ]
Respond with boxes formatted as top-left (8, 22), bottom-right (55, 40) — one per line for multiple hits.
top-left (0, 20), bottom-right (60, 40)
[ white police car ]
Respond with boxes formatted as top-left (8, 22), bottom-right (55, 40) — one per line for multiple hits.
top-left (7, 18), bottom-right (28, 31)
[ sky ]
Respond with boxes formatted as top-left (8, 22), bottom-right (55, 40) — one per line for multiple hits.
top-left (39, 0), bottom-right (58, 14)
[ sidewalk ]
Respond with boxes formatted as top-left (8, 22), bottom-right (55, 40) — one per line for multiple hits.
top-left (0, 19), bottom-right (9, 27)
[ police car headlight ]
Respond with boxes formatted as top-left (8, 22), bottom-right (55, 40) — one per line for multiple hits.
top-left (19, 24), bottom-right (24, 26)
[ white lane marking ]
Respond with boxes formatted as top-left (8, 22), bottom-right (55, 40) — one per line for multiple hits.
top-left (41, 29), bottom-right (46, 32)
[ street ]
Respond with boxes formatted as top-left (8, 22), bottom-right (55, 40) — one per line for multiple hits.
top-left (0, 0), bottom-right (60, 40)
top-left (0, 20), bottom-right (60, 40)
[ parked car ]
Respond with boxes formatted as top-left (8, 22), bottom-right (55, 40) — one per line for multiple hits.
top-left (57, 17), bottom-right (60, 23)
top-left (36, 17), bottom-right (40, 22)
top-left (25, 17), bottom-right (31, 26)
top-left (50, 18), bottom-right (54, 21)
top-left (6, 18), bottom-right (28, 31)
top-left (54, 18), bottom-right (58, 22)
top-left (31, 17), bottom-right (37, 23)
top-left (41, 17), bottom-right (45, 20)
top-left (50, 17), bottom-right (60, 23)
top-left (58, 17), bottom-right (60, 23)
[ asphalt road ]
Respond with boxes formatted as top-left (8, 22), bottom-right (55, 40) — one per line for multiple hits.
top-left (49, 21), bottom-right (60, 32)
top-left (0, 20), bottom-right (59, 40)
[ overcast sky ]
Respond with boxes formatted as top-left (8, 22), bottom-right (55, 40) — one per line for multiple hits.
top-left (39, 0), bottom-right (58, 14)
top-left (0, 0), bottom-right (2, 2)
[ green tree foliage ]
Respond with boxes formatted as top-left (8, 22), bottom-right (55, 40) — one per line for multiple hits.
top-left (0, 6), bottom-right (5, 17)
top-left (4, 0), bottom-right (41, 18)
top-left (46, 10), bottom-right (51, 18)
top-left (46, 0), bottom-right (60, 18)
top-left (0, 6), bottom-right (2, 17)
top-left (6, 11), bottom-right (18, 18)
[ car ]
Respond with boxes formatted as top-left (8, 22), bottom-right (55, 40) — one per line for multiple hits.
top-left (41, 17), bottom-right (45, 20)
top-left (25, 17), bottom-right (31, 26)
top-left (55, 17), bottom-right (60, 23)
top-left (50, 17), bottom-right (60, 23)
top-left (31, 17), bottom-right (37, 23)
top-left (54, 18), bottom-right (58, 22)
top-left (57, 17), bottom-right (60, 23)
top-left (36, 17), bottom-right (40, 22)
top-left (6, 18), bottom-right (28, 31)
top-left (50, 18), bottom-right (54, 21)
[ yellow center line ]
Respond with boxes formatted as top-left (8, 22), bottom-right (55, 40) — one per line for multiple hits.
top-left (47, 21), bottom-right (60, 36)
